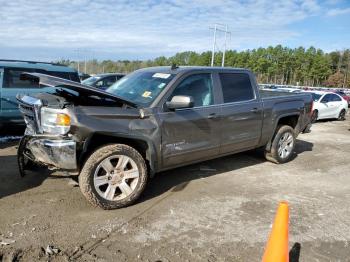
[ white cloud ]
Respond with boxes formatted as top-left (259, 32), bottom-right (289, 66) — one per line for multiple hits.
top-left (326, 7), bottom-right (350, 16)
top-left (0, 0), bottom-right (324, 59)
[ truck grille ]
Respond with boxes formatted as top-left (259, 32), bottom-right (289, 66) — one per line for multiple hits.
top-left (17, 95), bottom-right (43, 134)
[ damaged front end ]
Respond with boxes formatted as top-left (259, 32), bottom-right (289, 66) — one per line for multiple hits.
top-left (17, 94), bottom-right (77, 176)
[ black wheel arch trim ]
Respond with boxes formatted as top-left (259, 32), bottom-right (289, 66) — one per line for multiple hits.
top-left (78, 132), bottom-right (158, 177)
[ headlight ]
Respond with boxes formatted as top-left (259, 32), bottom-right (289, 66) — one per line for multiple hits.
top-left (41, 107), bottom-right (71, 135)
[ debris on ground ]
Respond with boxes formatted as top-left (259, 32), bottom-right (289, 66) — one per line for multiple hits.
top-left (0, 238), bottom-right (16, 246)
top-left (44, 245), bottom-right (60, 256)
top-left (67, 178), bottom-right (79, 187)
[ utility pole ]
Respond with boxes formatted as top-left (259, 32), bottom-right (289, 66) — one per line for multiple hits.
top-left (210, 24), bottom-right (231, 67)
top-left (222, 24), bottom-right (228, 67)
top-left (211, 24), bottom-right (217, 67)
top-left (84, 55), bottom-right (87, 74)
top-left (74, 49), bottom-right (80, 73)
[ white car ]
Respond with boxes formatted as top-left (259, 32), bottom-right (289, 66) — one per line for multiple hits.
top-left (303, 91), bottom-right (348, 121)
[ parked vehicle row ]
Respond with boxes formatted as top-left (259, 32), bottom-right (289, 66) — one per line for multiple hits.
top-left (0, 60), bottom-right (80, 128)
top-left (261, 85), bottom-right (349, 122)
top-left (0, 60), bottom-right (126, 129)
top-left (303, 91), bottom-right (348, 121)
top-left (17, 66), bottom-right (313, 209)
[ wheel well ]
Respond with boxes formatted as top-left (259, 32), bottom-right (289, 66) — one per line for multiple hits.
top-left (79, 133), bottom-right (150, 170)
top-left (277, 115), bottom-right (299, 129)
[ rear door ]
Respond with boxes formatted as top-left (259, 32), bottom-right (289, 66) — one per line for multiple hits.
top-left (218, 72), bottom-right (263, 154)
top-left (329, 94), bottom-right (344, 117)
top-left (159, 72), bottom-right (221, 168)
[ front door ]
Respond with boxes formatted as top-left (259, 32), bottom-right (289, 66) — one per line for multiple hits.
top-left (159, 73), bottom-right (221, 168)
top-left (318, 94), bottom-right (335, 119)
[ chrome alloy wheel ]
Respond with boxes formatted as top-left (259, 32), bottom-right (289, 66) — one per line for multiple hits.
top-left (93, 155), bottom-right (140, 201)
top-left (277, 132), bottom-right (294, 159)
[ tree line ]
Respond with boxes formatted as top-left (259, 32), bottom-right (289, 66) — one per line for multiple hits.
top-left (58, 45), bottom-right (350, 88)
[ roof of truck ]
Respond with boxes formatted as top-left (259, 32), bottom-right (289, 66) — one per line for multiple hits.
top-left (137, 66), bottom-right (251, 74)
top-left (0, 59), bottom-right (77, 72)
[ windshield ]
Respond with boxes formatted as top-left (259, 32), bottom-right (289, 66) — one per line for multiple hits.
top-left (107, 71), bottom-right (175, 106)
top-left (311, 93), bottom-right (322, 101)
top-left (82, 76), bottom-right (101, 86)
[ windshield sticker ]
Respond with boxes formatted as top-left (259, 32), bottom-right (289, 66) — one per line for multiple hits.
top-left (158, 83), bottom-right (166, 89)
top-left (152, 73), bottom-right (171, 79)
top-left (142, 91), bottom-right (152, 98)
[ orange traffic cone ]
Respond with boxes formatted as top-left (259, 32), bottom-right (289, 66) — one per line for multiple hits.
top-left (262, 201), bottom-right (289, 262)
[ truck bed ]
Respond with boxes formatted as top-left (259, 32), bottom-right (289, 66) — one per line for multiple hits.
top-left (259, 89), bottom-right (302, 98)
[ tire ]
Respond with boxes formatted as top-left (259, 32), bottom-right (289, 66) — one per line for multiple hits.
top-left (311, 110), bottom-right (318, 123)
top-left (337, 109), bottom-right (346, 121)
top-left (265, 125), bottom-right (296, 164)
top-left (79, 144), bottom-right (148, 210)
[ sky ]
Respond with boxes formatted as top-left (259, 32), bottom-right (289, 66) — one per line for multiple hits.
top-left (0, 0), bottom-right (349, 61)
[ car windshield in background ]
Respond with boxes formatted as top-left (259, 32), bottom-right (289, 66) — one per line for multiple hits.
top-left (82, 76), bottom-right (101, 86)
top-left (107, 71), bottom-right (175, 106)
top-left (311, 93), bottom-right (322, 101)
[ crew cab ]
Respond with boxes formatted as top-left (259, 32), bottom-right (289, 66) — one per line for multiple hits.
top-left (17, 66), bottom-right (313, 209)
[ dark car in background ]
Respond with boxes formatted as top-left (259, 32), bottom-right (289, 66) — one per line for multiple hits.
top-left (78, 72), bottom-right (91, 81)
top-left (82, 73), bottom-right (125, 90)
top-left (0, 59), bottom-right (80, 128)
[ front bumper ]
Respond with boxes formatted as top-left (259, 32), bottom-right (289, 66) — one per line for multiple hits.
top-left (25, 137), bottom-right (77, 170)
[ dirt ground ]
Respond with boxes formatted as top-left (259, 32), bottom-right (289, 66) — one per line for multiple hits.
top-left (0, 117), bottom-right (350, 262)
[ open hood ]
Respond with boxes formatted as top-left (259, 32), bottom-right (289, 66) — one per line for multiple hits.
top-left (20, 72), bottom-right (137, 108)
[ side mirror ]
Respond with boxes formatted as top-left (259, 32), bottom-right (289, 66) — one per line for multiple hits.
top-left (166, 95), bottom-right (194, 110)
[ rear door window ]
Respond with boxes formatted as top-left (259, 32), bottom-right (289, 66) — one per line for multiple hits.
top-left (3, 68), bottom-right (39, 88)
top-left (331, 94), bottom-right (342, 102)
top-left (104, 76), bottom-right (117, 86)
top-left (219, 73), bottom-right (254, 103)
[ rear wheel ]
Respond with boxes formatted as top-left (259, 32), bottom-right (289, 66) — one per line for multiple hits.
top-left (79, 144), bottom-right (148, 210)
top-left (338, 109), bottom-right (346, 121)
top-left (265, 125), bottom-right (296, 164)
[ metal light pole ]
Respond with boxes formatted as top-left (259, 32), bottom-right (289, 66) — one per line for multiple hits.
top-left (211, 24), bottom-right (217, 67)
top-left (84, 55), bottom-right (87, 74)
top-left (222, 24), bottom-right (228, 67)
top-left (74, 49), bottom-right (80, 73)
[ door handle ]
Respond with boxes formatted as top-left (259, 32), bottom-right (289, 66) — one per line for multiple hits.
top-left (250, 108), bottom-right (259, 113)
top-left (207, 113), bottom-right (217, 119)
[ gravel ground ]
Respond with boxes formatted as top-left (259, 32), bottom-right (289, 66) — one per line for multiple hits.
top-left (0, 117), bottom-right (349, 261)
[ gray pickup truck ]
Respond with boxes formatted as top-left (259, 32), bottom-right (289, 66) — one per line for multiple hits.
top-left (17, 66), bottom-right (313, 209)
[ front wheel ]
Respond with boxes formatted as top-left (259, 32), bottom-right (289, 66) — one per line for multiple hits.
top-left (338, 109), bottom-right (346, 121)
top-left (79, 144), bottom-right (148, 210)
top-left (265, 125), bottom-right (296, 164)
